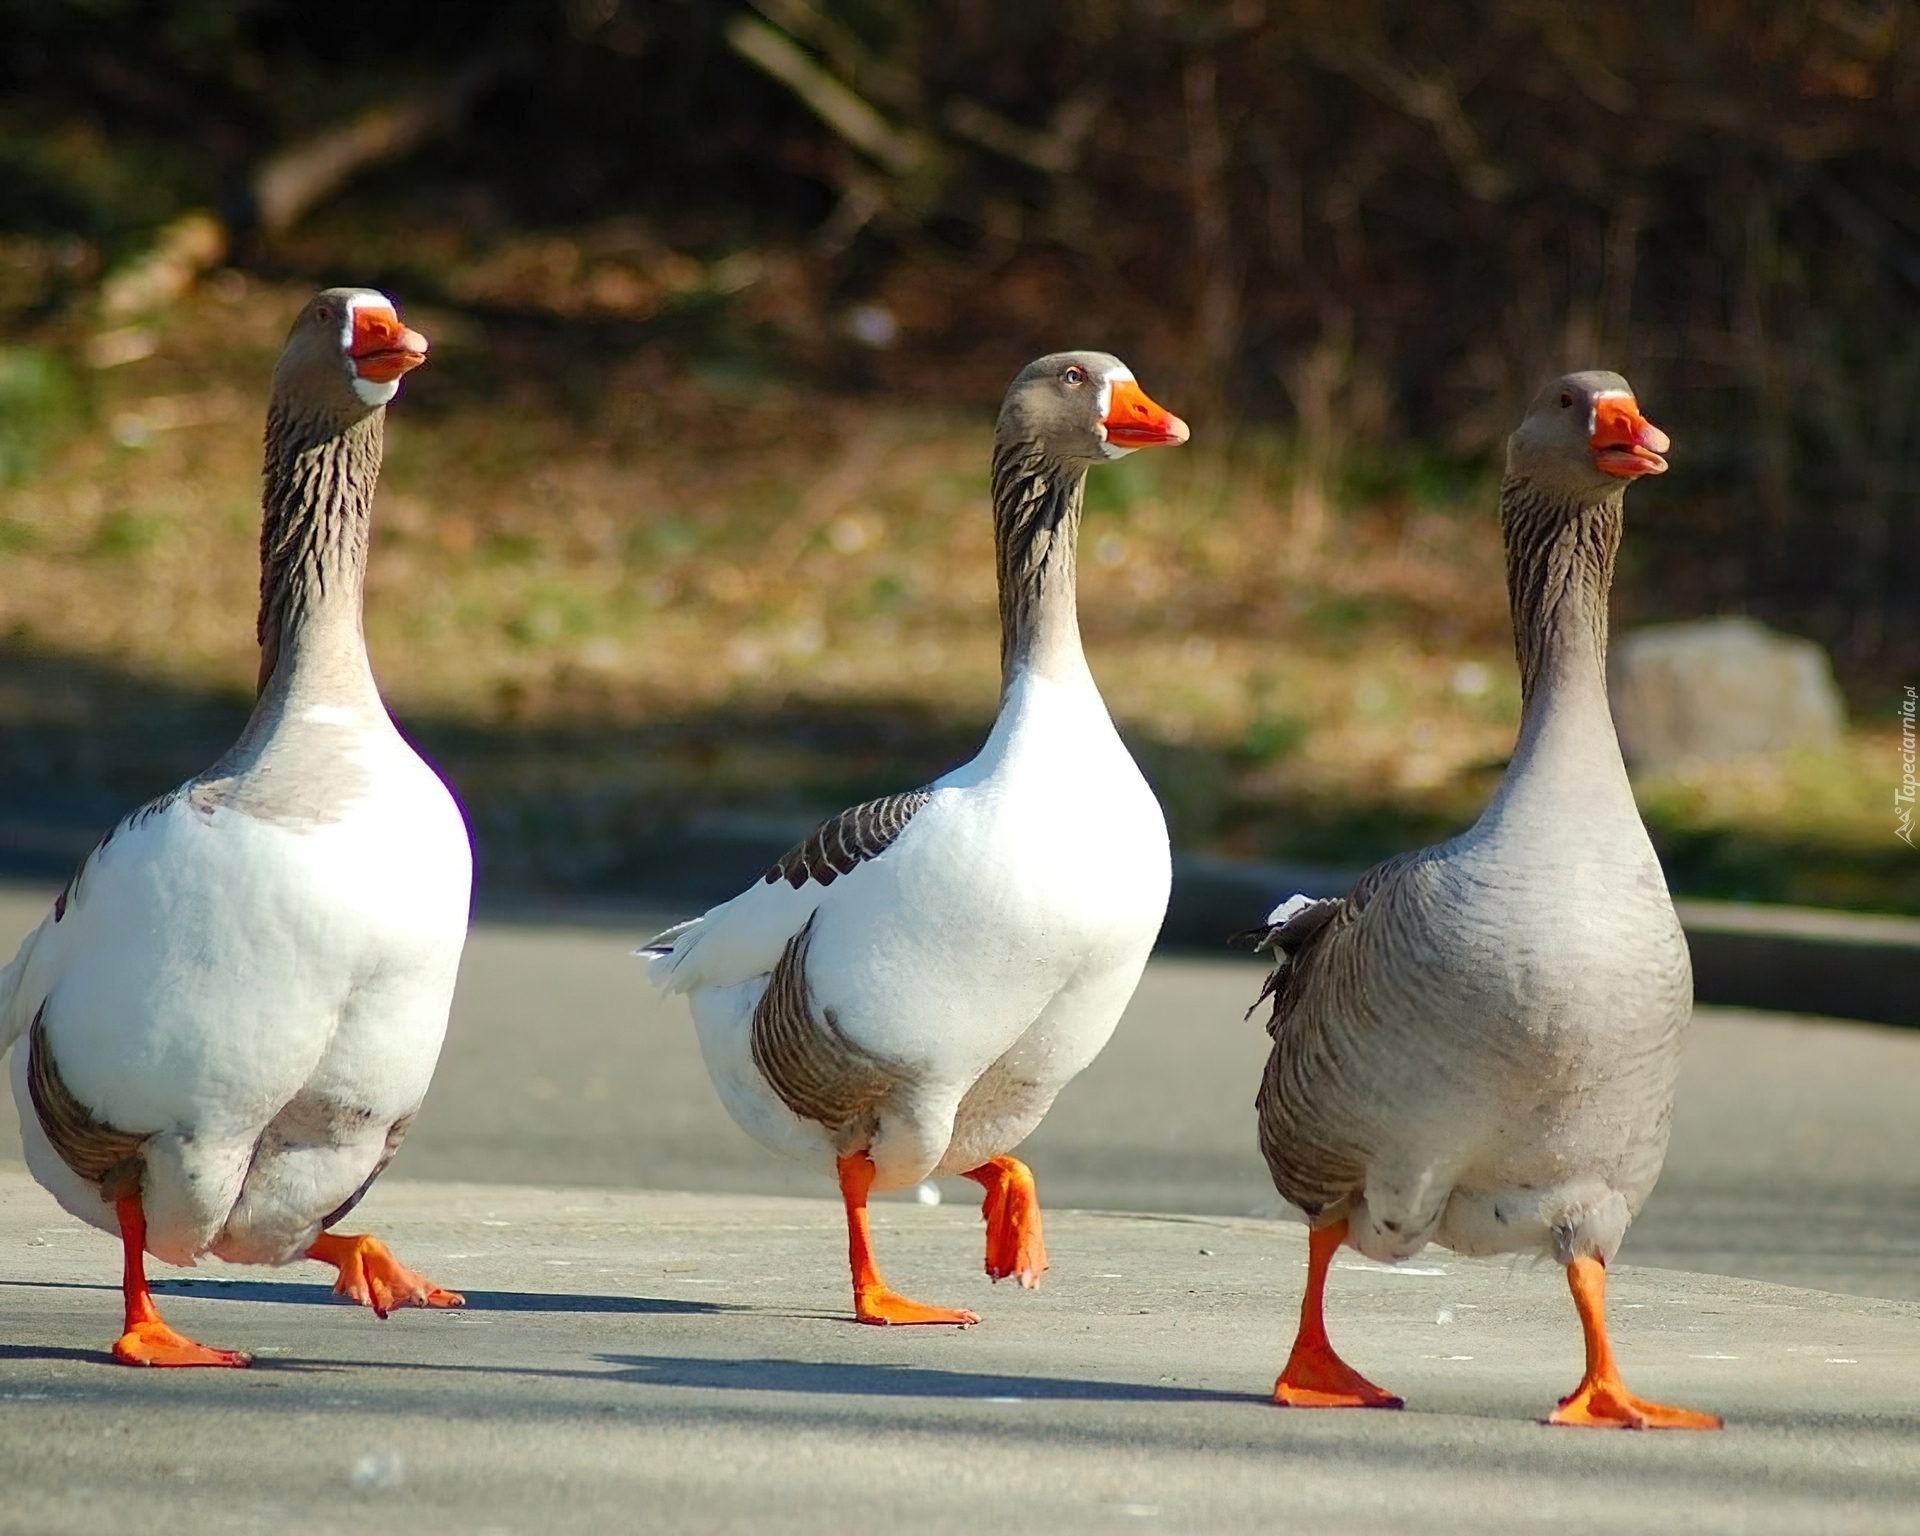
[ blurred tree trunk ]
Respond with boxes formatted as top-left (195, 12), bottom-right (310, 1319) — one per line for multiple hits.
top-left (1183, 51), bottom-right (1238, 425)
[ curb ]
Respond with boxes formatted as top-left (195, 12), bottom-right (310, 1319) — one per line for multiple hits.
top-left (1672, 899), bottom-right (1920, 1029)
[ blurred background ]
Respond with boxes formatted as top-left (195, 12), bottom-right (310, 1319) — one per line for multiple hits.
top-left (0, 0), bottom-right (1913, 914)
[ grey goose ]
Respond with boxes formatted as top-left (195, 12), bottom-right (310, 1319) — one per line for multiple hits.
top-left (1251, 372), bottom-right (1720, 1429)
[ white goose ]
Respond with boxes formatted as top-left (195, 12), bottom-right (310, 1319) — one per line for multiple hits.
top-left (1251, 372), bottom-right (1719, 1428)
top-left (0, 289), bottom-right (472, 1367)
top-left (647, 353), bottom-right (1188, 1324)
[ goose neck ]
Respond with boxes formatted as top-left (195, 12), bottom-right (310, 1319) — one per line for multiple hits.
top-left (254, 401), bottom-right (383, 710)
top-left (1497, 475), bottom-right (1632, 797)
top-left (1502, 477), bottom-right (1623, 711)
top-left (992, 441), bottom-right (1092, 694)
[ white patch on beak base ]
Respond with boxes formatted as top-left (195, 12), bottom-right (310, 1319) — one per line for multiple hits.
top-left (344, 291), bottom-right (402, 408)
top-left (1585, 387), bottom-right (1631, 440)
top-left (1094, 363), bottom-right (1137, 460)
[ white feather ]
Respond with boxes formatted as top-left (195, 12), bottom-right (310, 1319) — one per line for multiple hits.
top-left (1264, 892), bottom-right (1318, 928)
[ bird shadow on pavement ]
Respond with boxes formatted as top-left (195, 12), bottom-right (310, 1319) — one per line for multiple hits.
top-left (0, 1277), bottom-right (746, 1316)
top-left (0, 1342), bottom-right (111, 1365)
top-left (152, 1279), bottom-right (750, 1316)
top-left (594, 1353), bottom-right (1258, 1404)
top-left (135, 1346), bottom-right (1248, 1401)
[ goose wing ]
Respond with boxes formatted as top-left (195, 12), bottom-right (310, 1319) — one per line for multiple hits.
top-left (0, 788), bottom-right (191, 1056)
top-left (644, 789), bottom-right (934, 995)
top-left (1252, 850), bottom-right (1432, 1217)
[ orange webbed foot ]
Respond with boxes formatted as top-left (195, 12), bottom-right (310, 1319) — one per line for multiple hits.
top-left (837, 1151), bottom-right (978, 1326)
top-left (1550, 1377), bottom-right (1722, 1430)
top-left (308, 1232), bottom-right (464, 1319)
top-left (853, 1284), bottom-right (981, 1327)
top-left (1272, 1218), bottom-right (1402, 1409)
top-left (1273, 1335), bottom-right (1403, 1410)
top-left (964, 1157), bottom-right (1047, 1288)
top-left (1551, 1256), bottom-right (1721, 1429)
top-left (109, 1193), bottom-right (251, 1367)
top-left (113, 1318), bottom-right (252, 1369)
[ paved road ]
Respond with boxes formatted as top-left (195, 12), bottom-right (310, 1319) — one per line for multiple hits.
top-left (1, 888), bottom-right (1917, 1301)
top-left (3, 1172), bottom-right (1917, 1535)
top-left (1, 886), bottom-right (1918, 1532)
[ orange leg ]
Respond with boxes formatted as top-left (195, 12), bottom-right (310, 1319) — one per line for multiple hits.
top-left (111, 1196), bottom-right (251, 1368)
top-left (837, 1153), bottom-right (979, 1327)
top-left (1549, 1257), bottom-right (1721, 1429)
top-left (962, 1156), bottom-right (1047, 1287)
top-left (307, 1231), bottom-right (464, 1319)
top-left (1273, 1218), bottom-right (1401, 1409)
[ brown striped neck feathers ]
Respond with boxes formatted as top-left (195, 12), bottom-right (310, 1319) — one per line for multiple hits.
top-left (257, 404), bottom-right (382, 696)
top-left (254, 289), bottom-right (428, 698)
top-left (990, 352), bottom-right (1188, 691)
top-left (1500, 371), bottom-right (1670, 711)
top-left (1499, 477), bottom-right (1623, 707)
top-left (991, 438), bottom-right (1087, 688)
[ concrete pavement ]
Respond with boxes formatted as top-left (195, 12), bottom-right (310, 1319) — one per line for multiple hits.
top-left (3, 1171), bottom-right (1918, 1535)
top-left (1, 885), bottom-right (1918, 1530)
top-left (3, 896), bottom-right (1918, 1301)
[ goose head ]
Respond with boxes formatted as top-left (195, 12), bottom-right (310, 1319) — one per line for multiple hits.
top-left (271, 288), bottom-right (429, 429)
top-left (996, 352), bottom-right (1190, 465)
top-left (1506, 371), bottom-right (1668, 499)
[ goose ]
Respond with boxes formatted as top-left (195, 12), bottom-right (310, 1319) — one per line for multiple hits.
top-left (1250, 372), bottom-right (1720, 1429)
top-left (0, 289), bottom-right (472, 1367)
top-left (646, 353), bottom-right (1188, 1325)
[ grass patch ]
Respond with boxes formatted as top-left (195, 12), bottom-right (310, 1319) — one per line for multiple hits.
top-left (0, 347), bottom-right (81, 484)
top-left (90, 509), bottom-right (163, 557)
top-left (1232, 712), bottom-right (1312, 767)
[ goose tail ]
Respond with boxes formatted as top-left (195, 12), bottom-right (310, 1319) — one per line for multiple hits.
top-left (636, 917), bottom-right (703, 987)
top-left (0, 906), bottom-right (53, 1057)
top-left (1244, 893), bottom-right (1343, 1024)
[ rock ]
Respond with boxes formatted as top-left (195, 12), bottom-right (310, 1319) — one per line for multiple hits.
top-left (1608, 617), bottom-right (1845, 771)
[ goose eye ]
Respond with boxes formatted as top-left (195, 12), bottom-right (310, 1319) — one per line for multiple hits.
top-left (315, 306), bottom-right (333, 324)
top-left (1063, 365), bottom-right (1087, 386)
top-left (1559, 391), bottom-right (1573, 409)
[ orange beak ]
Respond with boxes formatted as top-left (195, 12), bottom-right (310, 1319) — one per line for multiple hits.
top-left (1590, 397), bottom-right (1669, 479)
top-left (1103, 378), bottom-right (1190, 449)
top-left (350, 306), bottom-right (429, 383)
